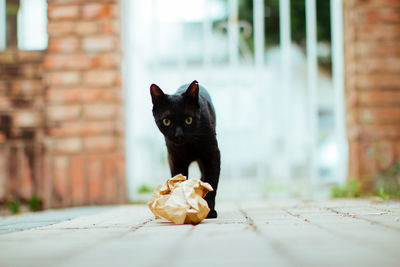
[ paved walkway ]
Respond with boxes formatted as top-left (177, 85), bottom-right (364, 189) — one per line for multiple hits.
top-left (0, 199), bottom-right (399, 267)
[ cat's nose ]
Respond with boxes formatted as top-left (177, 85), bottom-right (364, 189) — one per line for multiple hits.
top-left (175, 127), bottom-right (183, 138)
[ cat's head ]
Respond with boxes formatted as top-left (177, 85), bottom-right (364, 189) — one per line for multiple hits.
top-left (150, 80), bottom-right (201, 145)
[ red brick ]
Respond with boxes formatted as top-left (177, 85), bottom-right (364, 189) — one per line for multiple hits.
top-left (375, 141), bottom-right (395, 169)
top-left (104, 157), bottom-right (117, 202)
top-left (10, 80), bottom-right (43, 96)
top-left (44, 54), bottom-right (98, 70)
top-left (0, 133), bottom-right (6, 143)
top-left (41, 150), bottom-right (53, 208)
top-left (0, 51), bottom-right (16, 64)
top-left (82, 70), bottom-right (118, 86)
top-left (53, 138), bottom-right (82, 154)
top-left (75, 21), bottom-right (99, 35)
top-left (47, 71), bottom-right (81, 85)
top-left (70, 155), bottom-right (86, 205)
top-left (357, 24), bottom-right (400, 40)
top-left (359, 142), bottom-right (378, 191)
top-left (48, 5), bottom-right (80, 20)
top-left (53, 156), bottom-right (70, 207)
top-left (359, 107), bottom-right (400, 124)
top-left (356, 57), bottom-right (400, 73)
top-left (82, 3), bottom-right (115, 19)
top-left (102, 89), bottom-right (121, 102)
top-left (82, 36), bottom-right (116, 52)
top-left (49, 121), bottom-right (114, 136)
top-left (115, 155), bottom-right (126, 203)
top-left (7, 148), bottom-right (19, 197)
top-left (13, 111), bottom-right (42, 128)
top-left (358, 125), bottom-right (400, 140)
top-left (354, 0), bottom-right (400, 7)
top-left (17, 64), bottom-right (42, 79)
top-left (48, 0), bottom-right (118, 4)
top-left (48, 37), bottom-right (80, 52)
top-left (356, 74), bottom-right (400, 89)
top-left (360, 143), bottom-right (378, 174)
top-left (17, 51), bottom-right (44, 63)
top-left (395, 141), bottom-right (400, 162)
top-left (19, 152), bottom-right (34, 200)
top-left (348, 141), bottom-right (361, 179)
top-left (357, 7), bottom-right (400, 24)
top-left (0, 147), bottom-right (6, 198)
top-left (356, 41), bottom-right (400, 56)
top-left (87, 155), bottom-right (103, 204)
top-left (98, 53), bottom-right (120, 68)
top-left (359, 90), bottom-right (400, 106)
top-left (47, 21), bottom-right (74, 36)
top-left (47, 105), bottom-right (81, 122)
top-left (84, 136), bottom-right (115, 152)
top-left (0, 97), bottom-right (12, 110)
top-left (83, 104), bottom-right (116, 119)
top-left (46, 88), bottom-right (104, 103)
top-left (100, 20), bottom-right (120, 34)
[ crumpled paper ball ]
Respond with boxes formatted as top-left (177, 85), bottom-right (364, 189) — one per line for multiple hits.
top-left (147, 174), bottom-right (213, 224)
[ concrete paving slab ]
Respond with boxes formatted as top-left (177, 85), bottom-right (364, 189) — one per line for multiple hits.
top-left (0, 199), bottom-right (399, 267)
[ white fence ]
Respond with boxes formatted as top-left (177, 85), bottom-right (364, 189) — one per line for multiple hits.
top-left (123, 0), bottom-right (347, 200)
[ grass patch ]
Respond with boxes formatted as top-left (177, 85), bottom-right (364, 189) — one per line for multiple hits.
top-left (331, 179), bottom-right (362, 198)
top-left (331, 162), bottom-right (400, 200)
top-left (29, 195), bottom-right (43, 212)
top-left (137, 184), bottom-right (154, 194)
top-left (8, 200), bottom-right (20, 214)
top-left (375, 162), bottom-right (400, 200)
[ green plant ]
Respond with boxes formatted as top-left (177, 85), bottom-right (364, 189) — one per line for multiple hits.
top-left (137, 184), bottom-right (154, 194)
top-left (331, 179), bottom-right (362, 198)
top-left (8, 200), bottom-right (20, 214)
top-left (29, 195), bottom-right (43, 212)
top-left (375, 162), bottom-right (400, 200)
top-left (377, 187), bottom-right (389, 201)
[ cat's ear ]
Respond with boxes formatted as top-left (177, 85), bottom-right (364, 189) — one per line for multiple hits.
top-left (150, 84), bottom-right (166, 105)
top-left (184, 80), bottom-right (199, 107)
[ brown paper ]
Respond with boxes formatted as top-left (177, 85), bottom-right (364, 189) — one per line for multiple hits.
top-left (147, 174), bottom-right (213, 224)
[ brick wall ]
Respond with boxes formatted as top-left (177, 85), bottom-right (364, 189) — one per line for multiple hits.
top-left (0, 0), bottom-right (126, 208)
top-left (344, 0), bottom-right (400, 190)
top-left (0, 50), bottom-right (44, 202)
top-left (44, 0), bottom-right (125, 207)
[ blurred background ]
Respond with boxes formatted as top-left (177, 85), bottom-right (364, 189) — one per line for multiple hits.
top-left (1, 0), bottom-right (399, 211)
top-left (124, 0), bottom-right (347, 201)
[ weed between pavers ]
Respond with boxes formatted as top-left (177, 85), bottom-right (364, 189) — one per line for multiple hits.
top-left (331, 162), bottom-right (400, 200)
top-left (4, 195), bottom-right (43, 215)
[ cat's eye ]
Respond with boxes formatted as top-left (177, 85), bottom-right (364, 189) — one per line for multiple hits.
top-left (185, 116), bottom-right (193, 125)
top-left (162, 118), bottom-right (171, 126)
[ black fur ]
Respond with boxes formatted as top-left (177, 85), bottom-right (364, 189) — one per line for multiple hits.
top-left (150, 80), bottom-right (220, 218)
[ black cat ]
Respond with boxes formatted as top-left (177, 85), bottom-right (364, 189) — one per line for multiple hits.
top-left (150, 80), bottom-right (220, 218)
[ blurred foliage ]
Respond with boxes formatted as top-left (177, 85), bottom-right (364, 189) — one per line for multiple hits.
top-left (238, 0), bottom-right (331, 47)
top-left (264, 183), bottom-right (287, 193)
top-left (8, 200), bottom-right (20, 214)
top-left (137, 184), bottom-right (154, 194)
top-left (237, 0), bottom-right (331, 69)
top-left (331, 163), bottom-right (400, 200)
top-left (375, 162), bottom-right (400, 200)
top-left (29, 195), bottom-right (43, 212)
top-left (331, 179), bottom-right (362, 198)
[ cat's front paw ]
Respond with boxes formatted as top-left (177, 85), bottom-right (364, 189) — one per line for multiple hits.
top-left (206, 210), bottom-right (218, 219)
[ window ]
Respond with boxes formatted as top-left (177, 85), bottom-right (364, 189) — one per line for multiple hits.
top-left (0, 0), bottom-right (48, 51)
top-left (18, 0), bottom-right (48, 50)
